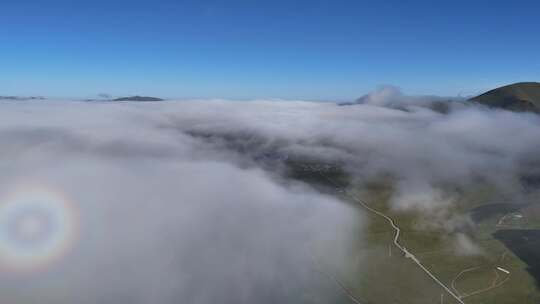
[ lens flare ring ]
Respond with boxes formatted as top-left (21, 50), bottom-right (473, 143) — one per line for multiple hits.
top-left (0, 186), bottom-right (78, 272)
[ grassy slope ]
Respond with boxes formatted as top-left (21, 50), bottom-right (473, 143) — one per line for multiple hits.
top-left (470, 82), bottom-right (540, 112)
top-left (286, 162), bottom-right (540, 303)
top-left (335, 184), bottom-right (540, 304)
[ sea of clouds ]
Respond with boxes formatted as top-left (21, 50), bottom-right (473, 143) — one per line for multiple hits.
top-left (0, 88), bottom-right (539, 303)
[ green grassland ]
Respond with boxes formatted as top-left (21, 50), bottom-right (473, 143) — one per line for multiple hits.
top-left (310, 181), bottom-right (540, 304)
top-left (285, 161), bottom-right (540, 303)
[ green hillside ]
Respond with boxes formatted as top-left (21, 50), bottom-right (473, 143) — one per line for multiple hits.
top-left (470, 82), bottom-right (540, 112)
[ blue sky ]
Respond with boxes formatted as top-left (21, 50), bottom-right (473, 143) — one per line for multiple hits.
top-left (1, 0), bottom-right (539, 99)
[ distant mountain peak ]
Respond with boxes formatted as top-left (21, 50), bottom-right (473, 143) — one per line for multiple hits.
top-left (0, 96), bottom-right (46, 101)
top-left (112, 96), bottom-right (164, 102)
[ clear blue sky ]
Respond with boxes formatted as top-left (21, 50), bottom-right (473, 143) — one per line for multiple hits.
top-left (1, 0), bottom-right (539, 99)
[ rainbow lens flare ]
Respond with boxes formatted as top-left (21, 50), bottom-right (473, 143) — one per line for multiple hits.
top-left (0, 187), bottom-right (78, 272)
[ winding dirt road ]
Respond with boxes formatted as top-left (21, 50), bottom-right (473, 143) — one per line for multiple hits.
top-left (319, 172), bottom-right (465, 304)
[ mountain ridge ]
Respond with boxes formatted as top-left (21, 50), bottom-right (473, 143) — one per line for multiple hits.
top-left (469, 82), bottom-right (540, 112)
top-left (112, 96), bottom-right (164, 102)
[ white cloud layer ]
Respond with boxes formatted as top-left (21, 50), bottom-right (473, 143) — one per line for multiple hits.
top-left (0, 101), bottom-right (358, 304)
top-left (0, 93), bottom-right (539, 303)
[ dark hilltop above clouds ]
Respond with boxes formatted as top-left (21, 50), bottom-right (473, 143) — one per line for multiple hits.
top-left (84, 95), bottom-right (166, 102)
top-left (341, 85), bottom-right (462, 113)
top-left (0, 95), bottom-right (166, 102)
top-left (112, 96), bottom-right (164, 101)
top-left (343, 82), bottom-right (540, 114)
top-left (0, 96), bottom-right (46, 101)
top-left (469, 82), bottom-right (540, 113)
top-left (3, 83), bottom-right (540, 113)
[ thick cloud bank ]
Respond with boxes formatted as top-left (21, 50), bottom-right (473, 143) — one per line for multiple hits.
top-left (0, 94), bottom-right (539, 303)
top-left (158, 98), bottom-right (540, 197)
top-left (0, 101), bottom-right (358, 304)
